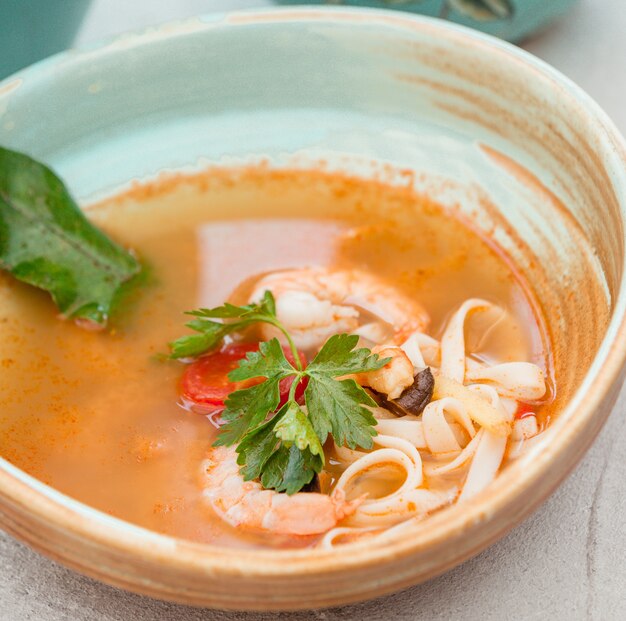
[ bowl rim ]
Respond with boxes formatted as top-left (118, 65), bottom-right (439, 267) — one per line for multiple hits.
top-left (1, 5), bottom-right (626, 580)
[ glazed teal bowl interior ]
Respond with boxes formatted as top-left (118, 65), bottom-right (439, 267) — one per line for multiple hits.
top-left (0, 7), bottom-right (625, 610)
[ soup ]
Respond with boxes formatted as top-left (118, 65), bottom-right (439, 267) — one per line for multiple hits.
top-left (0, 166), bottom-right (553, 549)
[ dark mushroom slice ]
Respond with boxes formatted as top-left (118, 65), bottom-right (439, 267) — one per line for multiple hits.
top-left (372, 367), bottom-right (435, 417)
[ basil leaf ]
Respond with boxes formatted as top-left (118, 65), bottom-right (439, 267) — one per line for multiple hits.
top-left (0, 147), bottom-right (141, 326)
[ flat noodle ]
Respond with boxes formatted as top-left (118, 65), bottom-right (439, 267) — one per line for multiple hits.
top-left (333, 435), bottom-right (428, 528)
top-left (507, 425), bottom-right (545, 460)
top-left (415, 332), bottom-right (441, 367)
top-left (334, 443), bottom-right (367, 464)
top-left (459, 430), bottom-right (507, 501)
top-left (440, 298), bottom-right (493, 382)
top-left (422, 397), bottom-right (476, 453)
top-left (318, 526), bottom-right (376, 549)
top-left (467, 384), bottom-right (513, 422)
top-left (375, 417), bottom-right (426, 449)
top-left (399, 332), bottom-right (426, 371)
top-left (333, 448), bottom-right (419, 499)
top-left (512, 416), bottom-right (538, 441)
top-left (424, 430), bottom-right (483, 476)
top-left (351, 488), bottom-right (458, 527)
top-left (466, 362), bottom-right (546, 401)
top-left (433, 376), bottom-right (511, 437)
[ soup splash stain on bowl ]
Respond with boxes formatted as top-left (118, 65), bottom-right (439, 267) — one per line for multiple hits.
top-left (0, 7), bottom-right (625, 611)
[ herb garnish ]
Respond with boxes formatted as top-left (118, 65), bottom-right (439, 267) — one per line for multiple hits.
top-left (169, 291), bottom-right (301, 362)
top-left (171, 293), bottom-right (390, 494)
top-left (0, 147), bottom-right (141, 326)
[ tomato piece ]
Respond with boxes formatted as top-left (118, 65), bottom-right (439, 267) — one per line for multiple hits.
top-left (181, 343), bottom-right (262, 404)
top-left (180, 342), bottom-right (307, 408)
top-left (515, 402), bottom-right (535, 419)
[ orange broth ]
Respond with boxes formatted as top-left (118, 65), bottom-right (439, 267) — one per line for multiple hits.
top-left (0, 167), bottom-right (552, 548)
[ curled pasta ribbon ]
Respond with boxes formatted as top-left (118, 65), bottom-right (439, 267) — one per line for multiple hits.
top-left (351, 487), bottom-right (458, 527)
top-left (508, 419), bottom-right (544, 459)
top-left (375, 417), bottom-right (471, 451)
top-left (467, 384), bottom-right (514, 422)
top-left (459, 429), bottom-right (507, 501)
top-left (375, 416), bottom-right (425, 448)
top-left (319, 485), bottom-right (459, 547)
top-left (440, 298), bottom-right (494, 382)
top-left (457, 384), bottom-right (509, 501)
top-left (433, 376), bottom-right (511, 437)
top-left (424, 430), bottom-right (483, 476)
top-left (422, 397), bottom-right (476, 453)
top-left (334, 435), bottom-right (427, 527)
top-left (415, 332), bottom-right (441, 367)
top-left (465, 362), bottom-right (546, 401)
top-left (512, 416), bottom-right (538, 441)
top-left (333, 443), bottom-right (367, 464)
top-left (334, 447), bottom-right (420, 499)
top-left (318, 526), bottom-right (377, 549)
top-left (372, 435), bottom-right (424, 495)
top-left (400, 331), bottom-right (426, 371)
top-left (415, 332), bottom-right (495, 377)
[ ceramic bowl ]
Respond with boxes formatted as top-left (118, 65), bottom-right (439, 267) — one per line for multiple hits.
top-left (277, 0), bottom-right (579, 42)
top-left (0, 8), bottom-right (625, 611)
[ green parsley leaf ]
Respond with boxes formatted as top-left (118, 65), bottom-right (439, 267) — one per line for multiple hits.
top-left (169, 291), bottom-right (280, 359)
top-left (305, 376), bottom-right (379, 450)
top-left (235, 402), bottom-right (323, 495)
top-left (274, 401), bottom-right (324, 458)
top-left (235, 408), bottom-right (283, 480)
top-left (228, 338), bottom-right (295, 382)
top-left (214, 339), bottom-right (297, 446)
top-left (304, 334), bottom-right (389, 449)
top-left (237, 401), bottom-right (324, 494)
top-left (261, 445), bottom-right (322, 495)
top-left (0, 146), bottom-right (142, 326)
top-left (189, 290), bottom-right (276, 320)
top-left (305, 333), bottom-right (390, 376)
top-left (168, 322), bottom-right (231, 359)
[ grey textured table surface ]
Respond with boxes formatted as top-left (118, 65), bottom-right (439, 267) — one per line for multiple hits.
top-left (2, 1), bottom-right (626, 619)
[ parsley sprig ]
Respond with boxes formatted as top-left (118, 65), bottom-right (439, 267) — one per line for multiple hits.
top-left (170, 292), bottom-right (389, 494)
top-left (169, 291), bottom-right (301, 369)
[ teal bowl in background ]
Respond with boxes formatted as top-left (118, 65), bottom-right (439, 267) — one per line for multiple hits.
top-left (0, 0), bottom-right (92, 78)
top-left (278, 0), bottom-right (579, 41)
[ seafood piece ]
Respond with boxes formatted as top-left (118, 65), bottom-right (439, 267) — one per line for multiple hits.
top-left (201, 446), bottom-right (361, 536)
top-left (354, 345), bottom-right (415, 399)
top-left (249, 267), bottom-right (429, 350)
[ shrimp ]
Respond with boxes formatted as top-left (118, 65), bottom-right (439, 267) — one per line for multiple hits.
top-left (354, 345), bottom-right (415, 399)
top-left (249, 267), bottom-right (429, 350)
top-left (201, 446), bottom-right (362, 536)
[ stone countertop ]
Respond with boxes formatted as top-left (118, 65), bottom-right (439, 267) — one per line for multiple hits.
top-left (2, 0), bottom-right (625, 619)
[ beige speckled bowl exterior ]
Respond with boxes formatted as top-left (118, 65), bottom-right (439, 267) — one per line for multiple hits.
top-left (0, 8), bottom-right (625, 611)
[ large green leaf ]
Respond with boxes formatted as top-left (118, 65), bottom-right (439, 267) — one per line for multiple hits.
top-left (0, 147), bottom-right (141, 325)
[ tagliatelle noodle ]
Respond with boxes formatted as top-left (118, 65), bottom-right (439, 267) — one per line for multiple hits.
top-left (424, 430), bottom-right (484, 476)
top-left (422, 397), bottom-right (476, 453)
top-left (466, 362), bottom-right (546, 401)
top-left (440, 298), bottom-right (494, 382)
